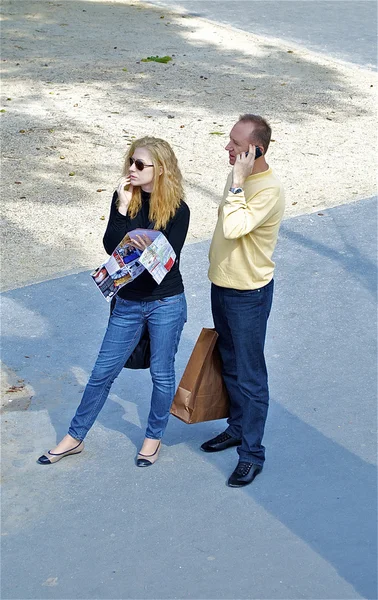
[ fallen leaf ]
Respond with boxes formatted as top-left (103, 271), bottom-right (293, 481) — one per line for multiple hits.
top-left (6, 385), bottom-right (25, 393)
top-left (73, 103), bottom-right (78, 107)
top-left (318, 213), bottom-right (324, 216)
top-left (68, 172), bottom-right (75, 176)
top-left (19, 129), bottom-right (26, 133)
top-left (7, 98), bottom-right (12, 101)
top-left (180, 125), bottom-right (185, 128)
top-left (100, 215), bottom-right (105, 220)
top-left (97, 188), bottom-right (105, 192)
top-left (14, 181), bottom-right (22, 184)
top-left (287, 50), bottom-right (294, 53)
top-left (0, 109), bottom-right (6, 113)
top-left (122, 68), bottom-right (128, 72)
top-left (141, 55), bottom-right (172, 64)
top-left (292, 201), bottom-right (298, 205)
top-left (209, 131), bottom-right (224, 135)
top-left (60, 155), bottom-right (65, 159)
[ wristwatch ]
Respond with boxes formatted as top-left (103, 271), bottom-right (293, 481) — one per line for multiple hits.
top-left (229, 187), bottom-right (243, 194)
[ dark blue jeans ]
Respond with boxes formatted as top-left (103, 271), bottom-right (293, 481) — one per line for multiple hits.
top-left (211, 280), bottom-right (274, 465)
top-left (69, 293), bottom-right (187, 441)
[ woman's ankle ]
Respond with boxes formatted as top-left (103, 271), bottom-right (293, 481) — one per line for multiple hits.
top-left (140, 437), bottom-right (161, 453)
top-left (52, 435), bottom-right (81, 452)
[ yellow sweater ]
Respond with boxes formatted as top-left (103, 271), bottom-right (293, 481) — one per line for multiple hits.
top-left (208, 167), bottom-right (285, 290)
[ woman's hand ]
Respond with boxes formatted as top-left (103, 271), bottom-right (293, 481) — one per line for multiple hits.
top-left (116, 175), bottom-right (134, 215)
top-left (132, 234), bottom-right (153, 251)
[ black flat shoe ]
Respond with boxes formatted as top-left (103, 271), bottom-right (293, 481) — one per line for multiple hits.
top-left (37, 441), bottom-right (84, 465)
top-left (136, 441), bottom-right (161, 467)
top-left (227, 461), bottom-right (262, 487)
top-left (200, 431), bottom-right (242, 453)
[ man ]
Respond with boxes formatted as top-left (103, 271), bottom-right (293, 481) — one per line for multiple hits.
top-left (201, 114), bottom-right (285, 487)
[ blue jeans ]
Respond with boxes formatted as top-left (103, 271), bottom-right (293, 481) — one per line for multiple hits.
top-left (69, 293), bottom-right (187, 441)
top-left (211, 280), bottom-right (274, 465)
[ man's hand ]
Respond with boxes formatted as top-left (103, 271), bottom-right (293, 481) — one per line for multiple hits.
top-left (232, 144), bottom-right (256, 188)
top-left (117, 175), bottom-right (134, 215)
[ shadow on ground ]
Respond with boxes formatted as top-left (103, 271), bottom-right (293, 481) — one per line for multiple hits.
top-left (1, 198), bottom-right (376, 599)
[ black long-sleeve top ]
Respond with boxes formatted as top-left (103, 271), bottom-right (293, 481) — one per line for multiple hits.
top-left (103, 190), bottom-right (190, 302)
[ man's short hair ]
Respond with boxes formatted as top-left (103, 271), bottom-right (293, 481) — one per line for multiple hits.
top-left (239, 114), bottom-right (272, 153)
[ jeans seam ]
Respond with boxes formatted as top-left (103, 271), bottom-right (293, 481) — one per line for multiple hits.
top-left (157, 297), bottom-right (181, 305)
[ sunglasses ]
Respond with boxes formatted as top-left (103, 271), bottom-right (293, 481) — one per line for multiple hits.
top-left (129, 157), bottom-right (154, 171)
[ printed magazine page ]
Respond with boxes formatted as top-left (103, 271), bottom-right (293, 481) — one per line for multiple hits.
top-left (91, 229), bottom-right (176, 301)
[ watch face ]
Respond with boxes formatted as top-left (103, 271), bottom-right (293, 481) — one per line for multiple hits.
top-left (230, 187), bottom-right (243, 194)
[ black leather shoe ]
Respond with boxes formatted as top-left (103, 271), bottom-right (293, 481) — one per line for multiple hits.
top-left (200, 431), bottom-right (242, 453)
top-left (227, 461), bottom-right (262, 487)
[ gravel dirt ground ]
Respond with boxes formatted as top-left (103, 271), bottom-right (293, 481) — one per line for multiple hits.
top-left (1, 0), bottom-right (377, 293)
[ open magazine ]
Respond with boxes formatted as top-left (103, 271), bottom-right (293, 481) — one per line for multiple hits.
top-left (91, 229), bottom-right (176, 301)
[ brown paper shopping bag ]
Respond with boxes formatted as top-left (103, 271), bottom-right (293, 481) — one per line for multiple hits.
top-left (170, 328), bottom-right (229, 424)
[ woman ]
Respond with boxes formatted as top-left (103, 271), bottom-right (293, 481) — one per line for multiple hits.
top-left (38, 137), bottom-right (190, 467)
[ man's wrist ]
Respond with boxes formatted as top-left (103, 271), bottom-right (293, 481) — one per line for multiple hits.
top-left (229, 187), bottom-right (243, 195)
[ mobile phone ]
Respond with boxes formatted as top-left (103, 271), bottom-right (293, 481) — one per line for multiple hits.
top-left (246, 148), bottom-right (263, 159)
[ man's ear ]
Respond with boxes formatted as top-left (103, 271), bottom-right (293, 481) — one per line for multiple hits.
top-left (159, 166), bottom-right (163, 176)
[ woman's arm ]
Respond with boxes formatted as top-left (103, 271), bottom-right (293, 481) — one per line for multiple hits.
top-left (165, 202), bottom-right (190, 258)
top-left (103, 191), bottom-right (132, 255)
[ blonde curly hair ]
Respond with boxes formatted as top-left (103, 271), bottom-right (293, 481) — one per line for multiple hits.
top-left (120, 136), bottom-right (184, 230)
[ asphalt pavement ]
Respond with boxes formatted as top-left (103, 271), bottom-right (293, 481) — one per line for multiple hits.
top-left (1, 197), bottom-right (376, 599)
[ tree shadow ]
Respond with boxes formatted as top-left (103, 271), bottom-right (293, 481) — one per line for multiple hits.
top-left (278, 197), bottom-right (378, 297)
top-left (2, 0), bottom-right (371, 120)
top-left (2, 0), bottom-right (374, 290)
